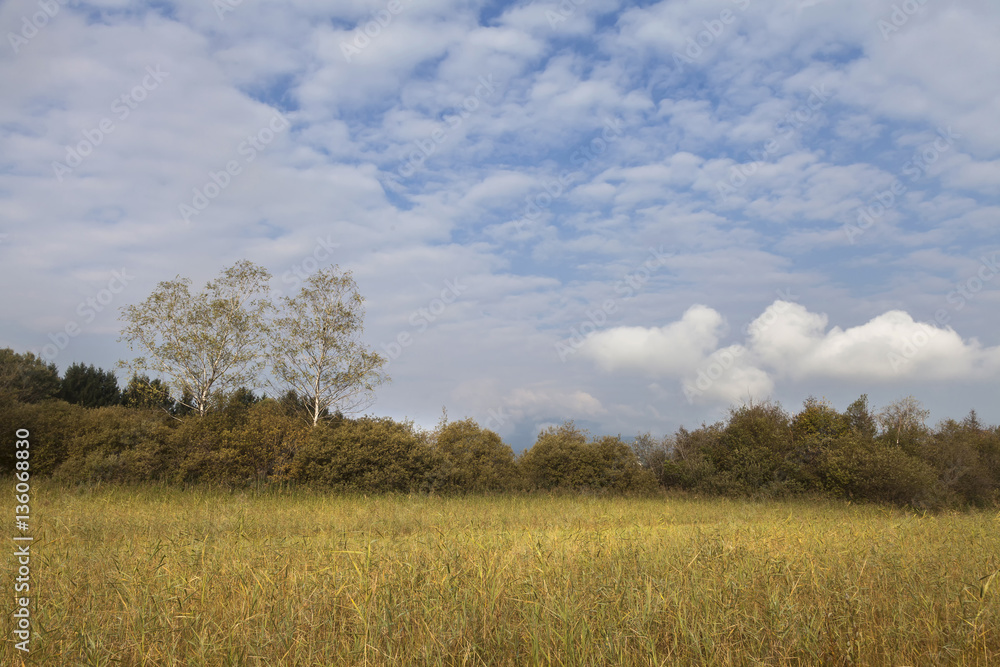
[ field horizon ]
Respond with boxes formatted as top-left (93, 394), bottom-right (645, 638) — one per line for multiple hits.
top-left (4, 483), bottom-right (999, 665)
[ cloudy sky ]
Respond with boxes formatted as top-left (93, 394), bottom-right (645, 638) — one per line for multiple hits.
top-left (2, 0), bottom-right (998, 449)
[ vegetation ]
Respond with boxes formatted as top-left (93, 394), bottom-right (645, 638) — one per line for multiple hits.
top-left (2, 345), bottom-right (1000, 507)
top-left (118, 261), bottom-right (386, 422)
top-left (0, 348), bottom-right (60, 404)
top-left (56, 362), bottom-right (122, 408)
top-left (269, 268), bottom-right (388, 425)
top-left (1, 486), bottom-right (996, 665)
top-left (3, 261), bottom-right (1000, 663)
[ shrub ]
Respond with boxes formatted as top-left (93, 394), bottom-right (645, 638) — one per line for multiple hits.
top-left (433, 418), bottom-right (517, 493)
top-left (519, 422), bottom-right (656, 494)
top-left (169, 399), bottom-right (306, 486)
top-left (0, 399), bottom-right (88, 475)
top-left (290, 416), bottom-right (438, 493)
top-left (0, 349), bottom-right (60, 404)
top-left (818, 435), bottom-right (939, 507)
top-left (54, 405), bottom-right (174, 484)
top-left (703, 402), bottom-right (794, 496)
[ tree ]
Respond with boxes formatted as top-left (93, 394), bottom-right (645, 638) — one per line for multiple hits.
top-left (433, 418), bottom-right (517, 492)
top-left (269, 267), bottom-right (388, 426)
top-left (877, 396), bottom-right (930, 449)
top-left (58, 362), bottom-right (121, 408)
top-left (0, 348), bottom-right (61, 404)
top-left (844, 394), bottom-right (878, 440)
top-left (118, 260), bottom-right (272, 416)
top-left (122, 374), bottom-right (175, 412)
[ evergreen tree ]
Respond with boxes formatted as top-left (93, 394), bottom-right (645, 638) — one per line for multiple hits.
top-left (58, 362), bottom-right (121, 408)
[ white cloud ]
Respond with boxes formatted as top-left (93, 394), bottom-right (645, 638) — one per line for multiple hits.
top-left (579, 300), bottom-right (1000, 406)
top-left (579, 305), bottom-right (725, 375)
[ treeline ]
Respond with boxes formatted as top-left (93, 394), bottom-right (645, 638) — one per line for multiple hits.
top-left (1, 349), bottom-right (998, 508)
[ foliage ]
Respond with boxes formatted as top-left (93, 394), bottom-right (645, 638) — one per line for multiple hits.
top-left (57, 362), bottom-right (122, 408)
top-left (518, 422), bottom-right (656, 494)
top-left (817, 434), bottom-right (938, 507)
top-left (630, 432), bottom-right (672, 485)
top-left (289, 416), bottom-right (438, 492)
top-left (53, 405), bottom-right (174, 484)
top-left (432, 418), bottom-right (518, 493)
top-left (168, 399), bottom-right (307, 486)
top-left (269, 267), bottom-right (389, 426)
top-left (877, 395), bottom-right (931, 453)
top-left (121, 374), bottom-right (175, 412)
top-left (0, 399), bottom-right (88, 475)
top-left (0, 348), bottom-right (60, 404)
top-left (118, 260), bottom-right (272, 415)
top-left (921, 413), bottom-right (1000, 507)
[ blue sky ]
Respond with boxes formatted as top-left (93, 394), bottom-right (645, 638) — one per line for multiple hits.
top-left (1, 0), bottom-right (998, 449)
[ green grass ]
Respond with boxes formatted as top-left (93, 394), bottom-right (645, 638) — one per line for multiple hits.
top-left (3, 484), bottom-right (999, 665)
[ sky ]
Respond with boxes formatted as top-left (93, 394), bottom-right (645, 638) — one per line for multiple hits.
top-left (1, 0), bottom-right (998, 450)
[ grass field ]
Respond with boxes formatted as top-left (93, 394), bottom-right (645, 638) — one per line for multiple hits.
top-left (3, 485), bottom-right (999, 665)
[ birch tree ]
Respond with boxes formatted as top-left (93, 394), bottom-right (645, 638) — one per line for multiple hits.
top-left (270, 267), bottom-right (388, 426)
top-left (118, 260), bottom-right (272, 416)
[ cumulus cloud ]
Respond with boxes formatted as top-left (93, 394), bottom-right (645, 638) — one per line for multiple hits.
top-left (578, 305), bottom-right (724, 375)
top-left (579, 300), bottom-right (1000, 405)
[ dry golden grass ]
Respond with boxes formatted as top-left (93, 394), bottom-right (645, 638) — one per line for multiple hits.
top-left (3, 484), bottom-right (999, 665)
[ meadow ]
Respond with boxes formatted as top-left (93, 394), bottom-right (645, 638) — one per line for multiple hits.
top-left (3, 484), bottom-right (999, 666)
